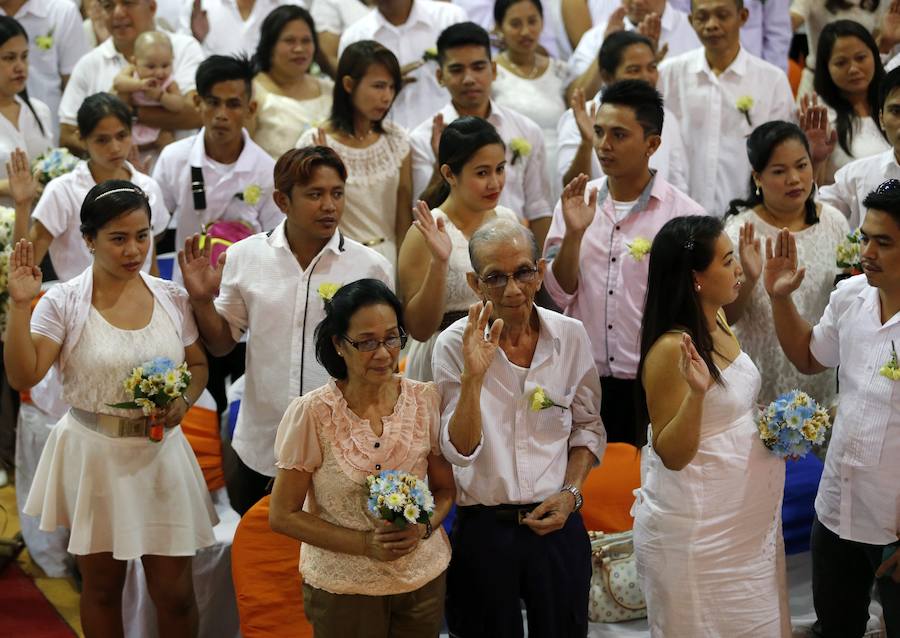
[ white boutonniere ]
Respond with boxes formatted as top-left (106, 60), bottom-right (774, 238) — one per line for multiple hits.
top-left (236, 184), bottom-right (262, 205)
top-left (317, 282), bottom-right (341, 302)
top-left (736, 95), bottom-right (754, 126)
top-left (510, 137), bottom-right (532, 166)
top-left (529, 386), bottom-right (567, 411)
top-left (35, 29), bottom-right (53, 50)
top-left (880, 341), bottom-right (900, 381)
top-left (626, 236), bottom-right (652, 261)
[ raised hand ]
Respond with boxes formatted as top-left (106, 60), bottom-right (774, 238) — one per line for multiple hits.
top-left (7, 239), bottom-right (42, 306)
top-left (312, 127), bottom-right (328, 148)
top-left (6, 148), bottom-right (36, 208)
top-left (637, 12), bottom-right (661, 46)
top-left (461, 301), bottom-right (504, 379)
top-left (738, 221), bottom-right (762, 284)
top-left (400, 60), bottom-right (424, 88)
top-left (654, 42), bottom-right (669, 64)
top-left (798, 94), bottom-right (836, 165)
top-left (570, 88), bottom-right (597, 145)
top-left (880, 0), bottom-right (900, 51)
top-left (190, 0), bottom-right (209, 43)
top-left (560, 174), bottom-right (599, 236)
top-left (178, 234), bottom-right (225, 303)
top-left (429, 113), bottom-right (445, 158)
top-left (603, 5), bottom-right (627, 38)
top-left (763, 228), bottom-right (806, 299)
top-left (679, 332), bottom-right (712, 395)
top-left (411, 200), bottom-right (452, 263)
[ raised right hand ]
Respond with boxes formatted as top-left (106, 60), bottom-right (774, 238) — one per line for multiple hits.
top-left (429, 113), bottom-right (445, 158)
top-left (637, 12), bottom-right (661, 46)
top-left (561, 174), bottom-right (598, 235)
top-left (461, 301), bottom-right (503, 378)
top-left (679, 333), bottom-right (712, 395)
top-left (603, 6), bottom-right (627, 38)
top-left (6, 148), bottom-right (36, 208)
top-left (763, 228), bottom-right (806, 299)
top-left (738, 221), bottom-right (762, 283)
top-left (411, 200), bottom-right (452, 263)
top-left (798, 93), bottom-right (836, 165)
top-left (570, 89), bottom-right (597, 145)
top-left (190, 0), bottom-right (209, 43)
top-left (178, 234), bottom-right (225, 303)
top-left (8, 239), bottom-right (42, 306)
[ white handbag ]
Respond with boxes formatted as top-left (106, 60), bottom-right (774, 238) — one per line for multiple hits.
top-left (587, 530), bottom-right (647, 623)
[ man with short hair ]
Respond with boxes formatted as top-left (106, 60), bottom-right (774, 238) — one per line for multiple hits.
top-left (409, 21), bottom-right (553, 247)
top-left (765, 182), bottom-right (900, 637)
top-left (434, 217), bottom-right (604, 638)
top-left (544, 80), bottom-right (704, 443)
top-left (180, 145), bottom-right (393, 514)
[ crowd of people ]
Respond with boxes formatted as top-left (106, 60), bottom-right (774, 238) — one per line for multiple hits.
top-left (0, 0), bottom-right (898, 636)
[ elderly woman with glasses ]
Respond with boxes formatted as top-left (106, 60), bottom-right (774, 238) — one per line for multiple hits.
top-left (269, 278), bottom-right (455, 638)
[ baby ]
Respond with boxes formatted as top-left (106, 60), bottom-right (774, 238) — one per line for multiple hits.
top-left (113, 31), bottom-right (184, 149)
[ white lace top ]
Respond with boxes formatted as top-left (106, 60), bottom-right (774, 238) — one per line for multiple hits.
top-left (724, 204), bottom-right (850, 406)
top-left (254, 75), bottom-right (334, 160)
top-left (297, 121), bottom-right (410, 266)
top-left (62, 303), bottom-right (185, 416)
top-left (825, 107), bottom-right (891, 183)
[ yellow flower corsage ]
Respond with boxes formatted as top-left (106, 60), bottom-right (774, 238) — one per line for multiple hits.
top-left (880, 341), bottom-right (900, 381)
top-left (317, 282), bottom-right (341, 302)
top-left (529, 386), bottom-right (566, 411)
top-left (423, 47), bottom-right (439, 62)
top-left (736, 95), bottom-right (754, 126)
top-left (626, 236), bottom-right (652, 261)
top-left (35, 30), bottom-right (53, 50)
top-left (240, 184), bottom-right (262, 205)
top-left (510, 137), bottom-right (532, 166)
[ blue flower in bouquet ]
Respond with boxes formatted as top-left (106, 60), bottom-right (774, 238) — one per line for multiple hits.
top-left (758, 390), bottom-right (831, 460)
top-left (144, 356), bottom-right (176, 376)
top-left (365, 469), bottom-right (434, 528)
top-left (32, 147), bottom-right (79, 185)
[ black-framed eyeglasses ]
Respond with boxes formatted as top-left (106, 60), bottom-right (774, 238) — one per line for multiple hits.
top-left (875, 179), bottom-right (900, 194)
top-left (478, 267), bottom-right (539, 289)
top-left (342, 331), bottom-right (408, 353)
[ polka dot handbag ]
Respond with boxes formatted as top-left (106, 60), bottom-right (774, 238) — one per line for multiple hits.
top-left (588, 530), bottom-right (647, 623)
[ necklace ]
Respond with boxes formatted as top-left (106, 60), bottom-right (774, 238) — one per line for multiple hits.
top-left (503, 52), bottom-right (540, 79)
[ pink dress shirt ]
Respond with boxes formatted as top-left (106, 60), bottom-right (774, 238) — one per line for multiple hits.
top-left (543, 174), bottom-right (705, 379)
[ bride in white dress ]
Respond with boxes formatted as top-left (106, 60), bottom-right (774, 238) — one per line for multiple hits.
top-left (633, 215), bottom-right (790, 637)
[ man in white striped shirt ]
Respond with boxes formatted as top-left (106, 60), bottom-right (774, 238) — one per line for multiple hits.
top-left (433, 217), bottom-right (605, 638)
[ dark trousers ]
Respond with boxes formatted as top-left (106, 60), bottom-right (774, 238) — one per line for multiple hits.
top-left (206, 343), bottom-right (246, 416)
top-left (811, 517), bottom-right (900, 638)
top-left (222, 435), bottom-right (271, 516)
top-left (446, 507), bottom-right (591, 638)
top-left (599, 376), bottom-right (639, 445)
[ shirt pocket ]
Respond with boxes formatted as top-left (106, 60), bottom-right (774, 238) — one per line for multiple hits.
top-left (525, 380), bottom-right (574, 447)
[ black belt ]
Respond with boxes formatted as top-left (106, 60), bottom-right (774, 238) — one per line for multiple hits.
top-left (457, 503), bottom-right (542, 525)
top-left (438, 310), bottom-right (468, 333)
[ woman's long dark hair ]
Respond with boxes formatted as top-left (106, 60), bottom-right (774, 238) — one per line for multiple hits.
top-left (0, 16), bottom-right (45, 137)
top-left (825, 0), bottom-right (879, 14)
top-left (814, 20), bottom-right (886, 158)
top-left (635, 216), bottom-right (726, 444)
top-left (725, 121), bottom-right (819, 224)
top-left (329, 40), bottom-right (401, 137)
top-left (422, 116), bottom-right (505, 209)
top-left (254, 5), bottom-right (331, 77)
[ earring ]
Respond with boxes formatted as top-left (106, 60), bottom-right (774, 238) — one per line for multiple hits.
top-left (755, 185), bottom-right (761, 197)
top-left (89, 247), bottom-right (95, 254)
top-left (337, 351), bottom-right (343, 357)
top-left (695, 284), bottom-right (701, 292)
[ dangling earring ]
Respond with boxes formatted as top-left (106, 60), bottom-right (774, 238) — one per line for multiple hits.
top-left (695, 283), bottom-right (701, 292)
top-left (755, 184), bottom-right (761, 197)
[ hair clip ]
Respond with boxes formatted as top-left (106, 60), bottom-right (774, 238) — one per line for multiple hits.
top-left (94, 187), bottom-right (144, 200)
top-left (875, 178), bottom-right (900, 195)
top-left (683, 239), bottom-right (695, 251)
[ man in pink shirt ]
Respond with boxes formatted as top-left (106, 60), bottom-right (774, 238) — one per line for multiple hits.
top-left (543, 80), bottom-right (705, 443)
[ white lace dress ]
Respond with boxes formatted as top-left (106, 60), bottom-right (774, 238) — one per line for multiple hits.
top-left (492, 60), bottom-right (568, 202)
top-left (404, 206), bottom-right (518, 382)
top-left (725, 205), bottom-right (849, 406)
top-left (254, 75), bottom-right (334, 160)
top-left (297, 121), bottom-right (409, 267)
top-left (24, 303), bottom-right (217, 559)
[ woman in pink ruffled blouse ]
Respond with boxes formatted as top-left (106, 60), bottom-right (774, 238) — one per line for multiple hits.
top-left (269, 279), bottom-right (455, 637)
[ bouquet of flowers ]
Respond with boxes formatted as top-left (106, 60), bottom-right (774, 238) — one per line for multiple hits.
top-left (107, 357), bottom-right (191, 442)
top-left (757, 390), bottom-right (831, 460)
top-left (32, 147), bottom-right (80, 185)
top-left (366, 470), bottom-right (434, 528)
top-left (835, 228), bottom-right (862, 274)
top-left (0, 206), bottom-right (16, 334)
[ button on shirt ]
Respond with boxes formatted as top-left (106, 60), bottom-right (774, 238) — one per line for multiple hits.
top-left (657, 47), bottom-right (795, 216)
top-left (543, 174), bottom-right (705, 379)
top-left (338, 0), bottom-right (467, 131)
top-left (179, 0), bottom-right (306, 56)
top-left (433, 307), bottom-right (606, 506)
top-left (410, 101), bottom-right (552, 221)
top-left (215, 224), bottom-right (394, 476)
top-left (817, 149), bottom-right (900, 230)
top-left (1, 0), bottom-right (88, 137)
top-left (808, 275), bottom-right (900, 545)
top-left (59, 29), bottom-right (204, 127)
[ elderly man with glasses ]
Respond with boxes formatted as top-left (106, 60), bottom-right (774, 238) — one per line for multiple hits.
top-left (432, 217), bottom-right (606, 638)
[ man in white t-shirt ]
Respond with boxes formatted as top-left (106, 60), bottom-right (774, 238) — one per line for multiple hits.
top-left (180, 146), bottom-right (393, 514)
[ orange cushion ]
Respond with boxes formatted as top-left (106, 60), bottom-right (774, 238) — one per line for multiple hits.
top-left (180, 406), bottom-right (225, 492)
top-left (580, 442), bottom-right (642, 533)
top-left (232, 495), bottom-right (313, 638)
top-left (789, 57), bottom-right (803, 98)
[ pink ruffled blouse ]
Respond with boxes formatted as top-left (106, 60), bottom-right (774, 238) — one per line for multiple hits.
top-left (274, 377), bottom-right (451, 595)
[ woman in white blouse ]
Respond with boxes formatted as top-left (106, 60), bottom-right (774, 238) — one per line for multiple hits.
top-left (251, 6), bottom-right (334, 160)
top-left (492, 0), bottom-right (568, 202)
top-left (0, 17), bottom-right (52, 209)
top-left (298, 40), bottom-right (411, 267)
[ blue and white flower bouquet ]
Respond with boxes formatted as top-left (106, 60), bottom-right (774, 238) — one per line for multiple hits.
top-left (757, 390), bottom-right (831, 459)
top-left (366, 470), bottom-right (434, 528)
top-left (32, 147), bottom-right (79, 185)
top-left (108, 357), bottom-right (191, 441)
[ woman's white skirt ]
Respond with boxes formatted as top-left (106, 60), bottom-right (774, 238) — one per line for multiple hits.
top-left (24, 411), bottom-right (218, 560)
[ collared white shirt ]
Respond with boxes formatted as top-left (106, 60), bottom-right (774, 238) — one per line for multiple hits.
top-left (409, 101), bottom-right (552, 221)
top-left (32, 160), bottom-right (167, 281)
top-left (338, 0), bottom-right (467, 131)
top-left (151, 128), bottom-right (282, 278)
top-left (450, 0), bottom-right (572, 59)
top-left (434, 307), bottom-right (605, 506)
top-left (658, 47), bottom-right (795, 215)
top-left (215, 223), bottom-right (394, 476)
top-left (1, 0), bottom-right (88, 138)
top-left (808, 275), bottom-right (900, 545)
top-left (556, 94), bottom-right (689, 194)
top-left (817, 149), bottom-right (900, 230)
top-left (568, 4), bottom-right (700, 82)
top-left (59, 27), bottom-right (204, 126)
top-left (0, 95), bottom-right (52, 208)
top-left (178, 0), bottom-right (306, 57)
top-left (311, 0), bottom-right (373, 36)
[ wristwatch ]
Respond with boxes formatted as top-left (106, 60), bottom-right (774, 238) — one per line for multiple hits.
top-left (422, 518), bottom-right (433, 540)
top-left (560, 484), bottom-right (584, 512)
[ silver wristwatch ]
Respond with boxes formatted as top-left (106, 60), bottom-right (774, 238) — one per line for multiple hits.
top-left (560, 484), bottom-right (584, 512)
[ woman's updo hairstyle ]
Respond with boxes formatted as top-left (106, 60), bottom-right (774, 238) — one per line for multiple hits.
top-left (423, 116), bottom-right (505, 208)
top-left (314, 279), bottom-right (406, 380)
top-left (77, 92), bottom-right (133, 138)
top-left (80, 180), bottom-right (151, 238)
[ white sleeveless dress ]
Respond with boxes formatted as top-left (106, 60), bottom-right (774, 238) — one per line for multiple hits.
top-left (24, 303), bottom-right (217, 559)
top-left (632, 351), bottom-right (789, 637)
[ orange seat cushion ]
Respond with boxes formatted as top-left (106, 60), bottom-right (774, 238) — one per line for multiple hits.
top-left (580, 442), bottom-right (642, 533)
top-left (180, 406), bottom-right (225, 492)
top-left (232, 495), bottom-right (313, 638)
top-left (789, 57), bottom-right (803, 98)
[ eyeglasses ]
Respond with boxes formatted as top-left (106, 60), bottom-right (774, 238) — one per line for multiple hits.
top-left (875, 179), bottom-right (900, 194)
top-left (342, 331), bottom-right (408, 353)
top-left (478, 267), bottom-right (539, 289)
